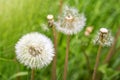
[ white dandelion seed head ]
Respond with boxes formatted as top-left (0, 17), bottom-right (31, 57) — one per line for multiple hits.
top-left (15, 32), bottom-right (54, 69)
top-left (93, 28), bottom-right (114, 46)
top-left (54, 6), bottom-right (86, 35)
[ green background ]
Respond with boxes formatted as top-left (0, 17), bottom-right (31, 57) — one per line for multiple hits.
top-left (0, 0), bottom-right (120, 80)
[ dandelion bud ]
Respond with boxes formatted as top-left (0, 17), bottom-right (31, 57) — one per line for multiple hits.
top-left (84, 26), bottom-right (93, 36)
top-left (47, 14), bottom-right (54, 27)
top-left (47, 14), bottom-right (54, 20)
top-left (85, 31), bottom-right (90, 36)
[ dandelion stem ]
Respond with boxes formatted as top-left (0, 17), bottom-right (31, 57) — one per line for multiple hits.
top-left (52, 26), bottom-right (57, 80)
top-left (92, 45), bottom-right (102, 80)
top-left (59, 0), bottom-right (63, 15)
top-left (31, 69), bottom-right (35, 80)
top-left (63, 35), bottom-right (70, 80)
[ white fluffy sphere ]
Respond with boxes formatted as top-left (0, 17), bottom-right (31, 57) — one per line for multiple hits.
top-left (55, 6), bottom-right (86, 35)
top-left (15, 32), bottom-right (54, 69)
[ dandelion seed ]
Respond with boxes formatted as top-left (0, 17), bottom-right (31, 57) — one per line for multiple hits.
top-left (15, 32), bottom-right (54, 69)
top-left (55, 6), bottom-right (86, 35)
top-left (94, 28), bottom-right (113, 46)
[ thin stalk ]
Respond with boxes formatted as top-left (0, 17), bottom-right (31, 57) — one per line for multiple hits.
top-left (51, 0), bottom-right (63, 79)
top-left (63, 35), bottom-right (70, 80)
top-left (31, 69), bottom-right (35, 80)
top-left (59, 0), bottom-right (63, 15)
top-left (92, 45), bottom-right (102, 80)
top-left (52, 26), bottom-right (57, 80)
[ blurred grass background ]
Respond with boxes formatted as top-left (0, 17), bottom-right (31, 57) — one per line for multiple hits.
top-left (0, 0), bottom-right (120, 80)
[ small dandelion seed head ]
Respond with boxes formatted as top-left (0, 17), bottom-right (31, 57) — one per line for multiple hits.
top-left (15, 32), bottom-right (54, 69)
top-left (94, 28), bottom-right (114, 46)
top-left (54, 6), bottom-right (86, 35)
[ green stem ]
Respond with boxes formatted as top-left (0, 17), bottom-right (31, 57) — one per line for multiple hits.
top-left (63, 35), bottom-right (70, 80)
top-left (59, 0), bottom-right (63, 15)
top-left (92, 45), bottom-right (102, 80)
top-left (52, 26), bottom-right (57, 80)
top-left (31, 69), bottom-right (35, 80)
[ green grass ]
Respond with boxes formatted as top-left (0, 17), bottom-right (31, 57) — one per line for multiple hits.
top-left (0, 0), bottom-right (120, 80)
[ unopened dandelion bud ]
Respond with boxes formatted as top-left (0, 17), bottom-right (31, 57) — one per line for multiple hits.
top-left (47, 14), bottom-right (54, 27)
top-left (84, 26), bottom-right (93, 36)
top-left (86, 26), bottom-right (93, 33)
top-left (84, 31), bottom-right (90, 36)
top-left (47, 14), bottom-right (54, 20)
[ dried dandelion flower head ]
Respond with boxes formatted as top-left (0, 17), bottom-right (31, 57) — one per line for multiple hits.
top-left (94, 28), bottom-right (113, 46)
top-left (55, 6), bottom-right (86, 35)
top-left (15, 32), bottom-right (54, 69)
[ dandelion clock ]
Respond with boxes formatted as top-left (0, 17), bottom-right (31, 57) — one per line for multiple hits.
top-left (55, 6), bottom-right (86, 35)
top-left (15, 32), bottom-right (54, 80)
top-left (92, 28), bottom-right (113, 80)
top-left (54, 5), bottom-right (86, 80)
